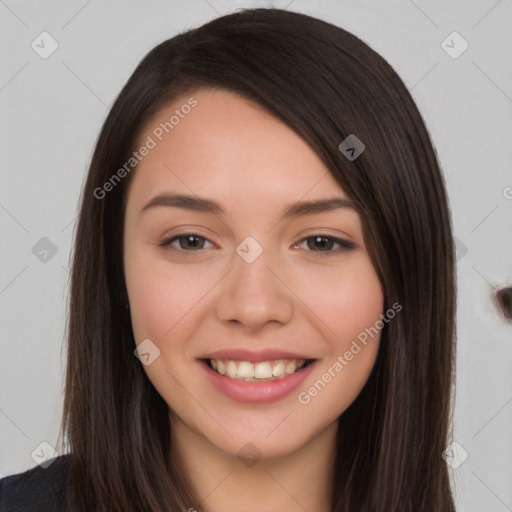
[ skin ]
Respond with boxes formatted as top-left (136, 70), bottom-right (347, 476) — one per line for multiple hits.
top-left (123, 89), bottom-right (384, 512)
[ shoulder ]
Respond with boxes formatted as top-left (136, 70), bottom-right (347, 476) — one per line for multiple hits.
top-left (0, 454), bottom-right (72, 512)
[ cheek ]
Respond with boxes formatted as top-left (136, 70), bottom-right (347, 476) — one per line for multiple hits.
top-left (336, 267), bottom-right (384, 347)
top-left (125, 254), bottom-right (165, 340)
top-left (294, 256), bottom-right (384, 348)
top-left (125, 249), bottom-right (201, 342)
top-left (292, 257), bottom-right (383, 414)
top-left (124, 252), bottom-right (199, 398)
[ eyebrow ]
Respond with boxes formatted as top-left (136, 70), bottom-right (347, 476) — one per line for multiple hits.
top-left (139, 193), bottom-right (356, 220)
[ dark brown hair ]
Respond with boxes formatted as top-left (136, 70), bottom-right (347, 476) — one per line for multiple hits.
top-left (57, 7), bottom-right (457, 511)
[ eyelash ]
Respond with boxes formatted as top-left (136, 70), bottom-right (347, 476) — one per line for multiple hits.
top-left (158, 233), bottom-right (355, 257)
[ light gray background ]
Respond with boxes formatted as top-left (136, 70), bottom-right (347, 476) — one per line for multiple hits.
top-left (1, 1), bottom-right (511, 510)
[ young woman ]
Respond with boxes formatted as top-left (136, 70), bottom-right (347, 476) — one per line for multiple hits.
top-left (0, 7), bottom-right (457, 511)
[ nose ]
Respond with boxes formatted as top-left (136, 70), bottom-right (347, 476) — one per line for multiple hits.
top-left (215, 242), bottom-right (294, 332)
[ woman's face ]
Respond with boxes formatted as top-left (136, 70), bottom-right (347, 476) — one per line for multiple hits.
top-left (123, 88), bottom-right (384, 460)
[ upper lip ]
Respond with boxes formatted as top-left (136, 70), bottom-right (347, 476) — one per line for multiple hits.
top-left (199, 348), bottom-right (315, 362)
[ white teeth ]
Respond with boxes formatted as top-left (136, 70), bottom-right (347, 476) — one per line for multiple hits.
top-left (285, 361), bottom-right (297, 375)
top-left (208, 358), bottom-right (309, 381)
top-left (217, 360), bottom-right (226, 375)
top-left (272, 361), bottom-right (285, 377)
top-left (237, 361), bottom-right (255, 378)
top-left (226, 360), bottom-right (237, 378)
top-left (254, 362), bottom-right (273, 379)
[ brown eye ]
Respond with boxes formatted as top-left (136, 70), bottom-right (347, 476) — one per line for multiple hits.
top-left (296, 235), bottom-right (355, 255)
top-left (307, 236), bottom-right (335, 251)
top-left (159, 234), bottom-right (214, 252)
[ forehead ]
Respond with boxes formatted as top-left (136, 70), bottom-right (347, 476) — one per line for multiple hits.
top-left (128, 88), bottom-right (347, 209)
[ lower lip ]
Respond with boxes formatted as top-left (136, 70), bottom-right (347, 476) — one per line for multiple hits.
top-left (199, 360), bottom-right (316, 403)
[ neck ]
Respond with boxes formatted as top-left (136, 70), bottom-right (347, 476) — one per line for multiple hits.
top-left (169, 418), bottom-right (338, 512)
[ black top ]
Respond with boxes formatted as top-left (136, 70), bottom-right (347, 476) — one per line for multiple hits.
top-left (0, 455), bottom-right (71, 512)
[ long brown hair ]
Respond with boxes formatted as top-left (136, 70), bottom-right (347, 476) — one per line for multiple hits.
top-left (57, 8), bottom-right (457, 511)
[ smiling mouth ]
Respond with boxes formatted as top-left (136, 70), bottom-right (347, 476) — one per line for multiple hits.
top-left (203, 358), bottom-right (315, 382)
